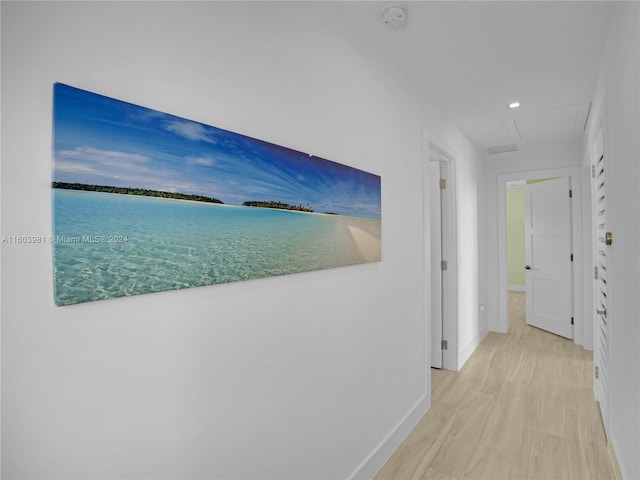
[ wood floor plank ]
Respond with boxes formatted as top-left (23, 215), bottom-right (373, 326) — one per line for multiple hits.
top-left (464, 444), bottom-right (529, 480)
top-left (479, 380), bottom-right (537, 460)
top-left (421, 467), bottom-right (459, 480)
top-left (564, 408), bottom-right (613, 480)
top-left (527, 431), bottom-right (569, 480)
top-left (534, 383), bottom-right (566, 437)
top-left (374, 401), bottom-right (457, 480)
top-left (428, 391), bottom-right (494, 478)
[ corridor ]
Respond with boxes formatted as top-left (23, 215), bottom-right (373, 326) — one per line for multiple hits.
top-left (375, 293), bottom-right (617, 479)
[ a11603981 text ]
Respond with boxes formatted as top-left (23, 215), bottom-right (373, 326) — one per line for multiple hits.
top-left (1, 235), bottom-right (49, 244)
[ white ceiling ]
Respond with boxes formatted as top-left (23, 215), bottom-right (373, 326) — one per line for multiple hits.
top-left (332, 1), bottom-right (614, 153)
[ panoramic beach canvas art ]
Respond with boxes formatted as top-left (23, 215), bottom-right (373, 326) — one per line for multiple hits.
top-left (52, 83), bottom-right (381, 306)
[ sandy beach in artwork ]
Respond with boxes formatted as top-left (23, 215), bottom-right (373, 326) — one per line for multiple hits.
top-left (341, 217), bottom-right (381, 262)
top-left (347, 226), bottom-right (381, 262)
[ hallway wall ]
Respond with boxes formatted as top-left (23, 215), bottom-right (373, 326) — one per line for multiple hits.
top-left (585, 2), bottom-right (640, 478)
top-left (1, 2), bottom-right (484, 478)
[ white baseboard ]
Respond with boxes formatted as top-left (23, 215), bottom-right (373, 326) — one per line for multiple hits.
top-left (508, 284), bottom-right (525, 292)
top-left (349, 393), bottom-right (431, 480)
top-left (458, 327), bottom-right (488, 370)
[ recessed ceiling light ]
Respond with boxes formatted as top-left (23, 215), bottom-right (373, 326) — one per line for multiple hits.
top-left (509, 102), bottom-right (521, 109)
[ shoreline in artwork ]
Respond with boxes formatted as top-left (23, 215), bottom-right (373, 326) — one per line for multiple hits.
top-left (51, 186), bottom-right (381, 222)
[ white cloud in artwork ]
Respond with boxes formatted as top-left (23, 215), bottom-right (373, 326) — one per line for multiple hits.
top-left (186, 156), bottom-right (216, 167)
top-left (164, 119), bottom-right (217, 144)
top-left (56, 146), bottom-right (150, 167)
top-left (55, 146), bottom-right (154, 183)
top-left (53, 161), bottom-right (96, 174)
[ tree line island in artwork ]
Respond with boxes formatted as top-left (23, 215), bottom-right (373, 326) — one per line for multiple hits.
top-left (52, 83), bottom-right (381, 306)
top-left (53, 182), bottom-right (325, 213)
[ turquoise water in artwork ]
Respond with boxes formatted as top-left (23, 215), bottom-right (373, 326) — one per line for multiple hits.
top-left (53, 189), bottom-right (380, 306)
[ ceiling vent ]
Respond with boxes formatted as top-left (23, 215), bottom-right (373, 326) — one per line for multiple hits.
top-left (486, 144), bottom-right (519, 155)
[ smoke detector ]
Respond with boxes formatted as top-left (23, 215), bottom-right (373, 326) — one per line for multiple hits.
top-left (382, 7), bottom-right (407, 28)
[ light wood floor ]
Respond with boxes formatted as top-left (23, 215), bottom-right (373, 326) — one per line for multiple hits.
top-left (374, 292), bottom-right (616, 480)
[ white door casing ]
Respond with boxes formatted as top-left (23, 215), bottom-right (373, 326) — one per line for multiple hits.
top-left (426, 140), bottom-right (458, 371)
top-left (524, 177), bottom-right (574, 339)
top-left (429, 160), bottom-right (443, 369)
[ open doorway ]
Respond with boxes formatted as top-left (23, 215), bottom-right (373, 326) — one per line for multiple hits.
top-left (497, 167), bottom-right (585, 344)
top-left (428, 143), bottom-right (457, 370)
top-left (506, 180), bottom-right (527, 335)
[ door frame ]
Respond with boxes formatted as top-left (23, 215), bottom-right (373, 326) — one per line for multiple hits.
top-left (497, 167), bottom-right (585, 346)
top-left (425, 142), bottom-right (458, 371)
top-left (428, 159), bottom-right (443, 368)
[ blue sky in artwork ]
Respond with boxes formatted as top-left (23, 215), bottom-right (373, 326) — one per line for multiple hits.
top-left (53, 83), bottom-right (381, 219)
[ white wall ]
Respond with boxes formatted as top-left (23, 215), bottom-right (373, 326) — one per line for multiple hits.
top-left (585, 2), bottom-right (640, 478)
top-left (0, 2), bottom-right (484, 478)
top-left (453, 138), bottom-right (485, 369)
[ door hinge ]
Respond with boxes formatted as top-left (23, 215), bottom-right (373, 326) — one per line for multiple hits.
top-left (571, 317), bottom-right (574, 325)
top-left (595, 365), bottom-right (600, 379)
top-left (592, 165), bottom-right (596, 179)
top-left (594, 266), bottom-right (599, 279)
top-left (441, 260), bottom-right (448, 271)
top-left (439, 179), bottom-right (447, 190)
top-left (569, 189), bottom-right (573, 198)
top-left (441, 340), bottom-right (448, 350)
top-left (570, 254), bottom-right (574, 262)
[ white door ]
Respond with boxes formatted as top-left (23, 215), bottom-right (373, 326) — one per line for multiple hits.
top-left (592, 130), bottom-right (609, 436)
top-left (429, 160), bottom-right (443, 368)
top-left (524, 177), bottom-right (573, 339)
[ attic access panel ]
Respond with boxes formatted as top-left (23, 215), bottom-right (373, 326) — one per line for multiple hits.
top-left (505, 103), bottom-right (591, 144)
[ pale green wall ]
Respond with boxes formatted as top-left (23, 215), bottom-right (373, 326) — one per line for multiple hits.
top-left (506, 186), bottom-right (525, 288)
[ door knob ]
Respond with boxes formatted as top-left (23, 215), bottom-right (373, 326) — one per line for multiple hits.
top-left (524, 265), bottom-right (532, 270)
